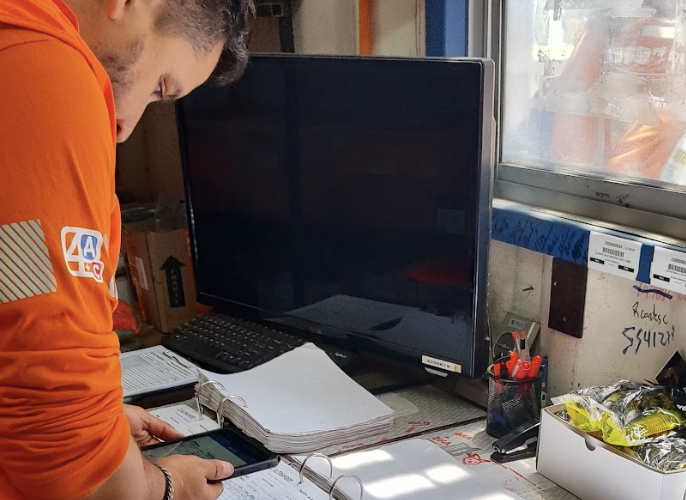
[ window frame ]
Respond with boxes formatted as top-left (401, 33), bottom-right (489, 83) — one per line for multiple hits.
top-left (481, 0), bottom-right (686, 244)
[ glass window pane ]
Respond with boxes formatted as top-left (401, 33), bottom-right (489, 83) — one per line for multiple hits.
top-left (502, 0), bottom-right (686, 187)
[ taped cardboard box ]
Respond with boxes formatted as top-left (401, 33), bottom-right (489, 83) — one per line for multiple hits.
top-left (537, 404), bottom-right (686, 500)
top-left (123, 222), bottom-right (197, 332)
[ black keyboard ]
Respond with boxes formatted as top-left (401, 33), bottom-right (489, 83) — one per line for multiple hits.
top-left (162, 313), bottom-right (357, 373)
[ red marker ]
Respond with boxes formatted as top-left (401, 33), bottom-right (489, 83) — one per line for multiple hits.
top-left (505, 351), bottom-right (518, 375)
top-left (528, 355), bottom-right (542, 378)
top-left (512, 360), bottom-right (531, 380)
top-left (509, 359), bottom-right (521, 379)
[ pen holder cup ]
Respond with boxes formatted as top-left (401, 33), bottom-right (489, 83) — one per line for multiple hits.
top-left (486, 365), bottom-right (543, 438)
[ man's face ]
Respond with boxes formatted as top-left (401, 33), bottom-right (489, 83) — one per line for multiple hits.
top-left (99, 34), bottom-right (223, 143)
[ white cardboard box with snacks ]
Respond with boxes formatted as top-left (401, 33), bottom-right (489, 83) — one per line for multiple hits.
top-left (537, 404), bottom-right (686, 500)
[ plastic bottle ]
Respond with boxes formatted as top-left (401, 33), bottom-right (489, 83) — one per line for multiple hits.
top-left (660, 132), bottom-right (686, 185)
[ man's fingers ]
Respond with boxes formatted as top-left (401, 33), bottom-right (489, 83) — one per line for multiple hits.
top-left (132, 431), bottom-right (162, 447)
top-left (144, 414), bottom-right (184, 441)
top-left (204, 460), bottom-right (234, 481)
top-left (122, 404), bottom-right (184, 442)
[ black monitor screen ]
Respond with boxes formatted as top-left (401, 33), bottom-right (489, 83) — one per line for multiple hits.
top-left (177, 55), bottom-right (493, 376)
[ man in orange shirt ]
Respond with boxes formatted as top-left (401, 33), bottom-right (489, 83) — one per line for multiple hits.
top-left (0, 0), bottom-right (253, 499)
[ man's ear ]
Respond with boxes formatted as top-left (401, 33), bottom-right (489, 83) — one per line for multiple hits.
top-left (107, 0), bottom-right (165, 21)
top-left (107, 0), bottom-right (129, 21)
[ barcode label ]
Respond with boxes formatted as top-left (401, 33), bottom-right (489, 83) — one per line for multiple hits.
top-left (588, 232), bottom-right (641, 280)
top-left (651, 247), bottom-right (686, 294)
top-left (668, 263), bottom-right (686, 274)
top-left (602, 247), bottom-right (625, 258)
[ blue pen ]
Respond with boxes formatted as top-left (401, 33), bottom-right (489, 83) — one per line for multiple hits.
top-left (540, 356), bottom-right (549, 408)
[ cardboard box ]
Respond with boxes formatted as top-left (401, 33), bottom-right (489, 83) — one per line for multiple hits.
top-left (537, 404), bottom-right (686, 500)
top-left (123, 223), bottom-right (197, 332)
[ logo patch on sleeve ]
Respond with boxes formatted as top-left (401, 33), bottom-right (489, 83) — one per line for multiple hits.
top-left (0, 220), bottom-right (57, 303)
top-left (61, 227), bottom-right (105, 282)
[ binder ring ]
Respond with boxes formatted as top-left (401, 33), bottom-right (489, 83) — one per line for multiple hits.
top-left (217, 395), bottom-right (248, 427)
top-left (299, 453), bottom-right (333, 484)
top-left (329, 474), bottom-right (364, 500)
top-left (195, 380), bottom-right (226, 419)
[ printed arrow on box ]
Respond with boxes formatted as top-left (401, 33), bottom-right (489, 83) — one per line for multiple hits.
top-left (160, 256), bottom-right (186, 308)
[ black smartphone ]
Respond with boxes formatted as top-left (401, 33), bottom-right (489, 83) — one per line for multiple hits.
top-left (141, 427), bottom-right (279, 481)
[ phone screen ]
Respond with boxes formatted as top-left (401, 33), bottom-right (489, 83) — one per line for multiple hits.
top-left (142, 430), bottom-right (265, 468)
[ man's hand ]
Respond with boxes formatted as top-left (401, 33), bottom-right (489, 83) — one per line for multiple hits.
top-left (123, 404), bottom-right (184, 447)
top-left (157, 455), bottom-right (233, 500)
top-left (84, 435), bottom-right (232, 500)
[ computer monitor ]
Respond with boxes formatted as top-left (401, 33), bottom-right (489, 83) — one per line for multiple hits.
top-left (177, 54), bottom-right (494, 377)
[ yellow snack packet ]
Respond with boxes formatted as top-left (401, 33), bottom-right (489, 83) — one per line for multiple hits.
top-left (563, 381), bottom-right (686, 446)
top-left (602, 409), bottom-right (686, 447)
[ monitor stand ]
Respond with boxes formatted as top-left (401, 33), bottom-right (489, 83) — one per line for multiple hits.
top-left (349, 352), bottom-right (434, 395)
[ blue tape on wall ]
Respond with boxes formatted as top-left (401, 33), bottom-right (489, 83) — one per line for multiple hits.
top-left (636, 245), bottom-right (654, 284)
top-left (492, 204), bottom-right (667, 285)
top-left (492, 207), bottom-right (588, 265)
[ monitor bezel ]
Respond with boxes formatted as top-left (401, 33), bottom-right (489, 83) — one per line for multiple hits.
top-left (176, 54), bottom-right (494, 377)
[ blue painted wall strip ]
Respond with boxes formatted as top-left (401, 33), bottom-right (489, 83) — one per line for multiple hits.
top-left (425, 0), bottom-right (468, 57)
top-left (425, 0), bottom-right (446, 57)
top-left (444, 0), bottom-right (468, 57)
top-left (491, 204), bottom-right (677, 285)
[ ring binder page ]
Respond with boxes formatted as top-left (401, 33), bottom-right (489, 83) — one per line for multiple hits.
top-left (195, 343), bottom-right (394, 453)
top-left (219, 460), bottom-right (330, 500)
top-left (148, 403), bottom-right (220, 436)
top-left (120, 346), bottom-right (199, 399)
top-left (288, 439), bottom-right (525, 500)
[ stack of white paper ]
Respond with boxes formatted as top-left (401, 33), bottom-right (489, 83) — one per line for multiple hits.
top-left (196, 343), bottom-right (394, 453)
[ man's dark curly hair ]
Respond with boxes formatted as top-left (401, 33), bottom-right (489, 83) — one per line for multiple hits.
top-left (155, 0), bottom-right (255, 86)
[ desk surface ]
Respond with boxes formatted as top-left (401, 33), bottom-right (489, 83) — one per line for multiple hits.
top-left (423, 421), bottom-right (578, 500)
top-left (317, 386), bottom-right (580, 500)
top-left (156, 383), bottom-right (578, 500)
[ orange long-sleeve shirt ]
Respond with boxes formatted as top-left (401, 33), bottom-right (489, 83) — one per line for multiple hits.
top-left (0, 1), bottom-right (129, 498)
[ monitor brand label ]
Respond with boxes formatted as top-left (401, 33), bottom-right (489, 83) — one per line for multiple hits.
top-left (422, 355), bottom-right (462, 373)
